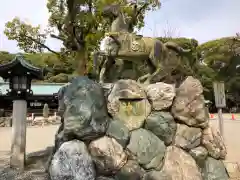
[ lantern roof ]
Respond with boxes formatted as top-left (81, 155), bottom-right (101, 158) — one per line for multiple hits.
top-left (0, 54), bottom-right (45, 80)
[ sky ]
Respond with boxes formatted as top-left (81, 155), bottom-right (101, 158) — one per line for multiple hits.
top-left (0, 0), bottom-right (239, 53)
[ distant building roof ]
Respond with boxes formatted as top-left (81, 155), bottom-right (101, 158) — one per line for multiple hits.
top-left (0, 82), bottom-right (65, 95)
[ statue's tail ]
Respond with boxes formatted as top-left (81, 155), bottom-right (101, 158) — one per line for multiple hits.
top-left (164, 42), bottom-right (191, 53)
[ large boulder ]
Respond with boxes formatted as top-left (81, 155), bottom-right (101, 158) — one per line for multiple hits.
top-left (57, 82), bottom-right (71, 117)
top-left (88, 136), bottom-right (127, 174)
top-left (143, 170), bottom-right (172, 180)
top-left (202, 127), bottom-right (227, 159)
top-left (107, 79), bottom-right (151, 131)
top-left (46, 77), bottom-right (229, 180)
top-left (106, 120), bottom-right (130, 148)
top-left (161, 146), bottom-right (202, 180)
top-left (171, 76), bottom-right (209, 128)
top-left (202, 157), bottom-right (229, 180)
top-left (108, 79), bottom-right (147, 102)
top-left (49, 140), bottom-right (95, 180)
top-left (127, 128), bottom-right (166, 170)
top-left (115, 160), bottom-right (145, 180)
top-left (144, 82), bottom-right (175, 110)
top-left (145, 111), bottom-right (177, 145)
top-left (189, 146), bottom-right (208, 167)
top-left (97, 177), bottom-right (115, 180)
top-left (174, 124), bottom-right (202, 150)
top-left (63, 76), bottom-right (110, 140)
top-left (54, 128), bottom-right (65, 151)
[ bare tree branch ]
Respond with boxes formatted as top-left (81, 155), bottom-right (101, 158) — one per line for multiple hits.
top-left (162, 21), bottom-right (180, 38)
top-left (50, 34), bottom-right (65, 41)
top-left (88, 0), bottom-right (92, 13)
top-left (24, 35), bottom-right (60, 55)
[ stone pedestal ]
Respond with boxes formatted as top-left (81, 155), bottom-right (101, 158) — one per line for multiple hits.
top-left (10, 100), bottom-right (27, 171)
top-left (48, 77), bottom-right (229, 180)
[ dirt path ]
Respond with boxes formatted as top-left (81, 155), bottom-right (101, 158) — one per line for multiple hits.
top-left (0, 125), bottom-right (57, 154)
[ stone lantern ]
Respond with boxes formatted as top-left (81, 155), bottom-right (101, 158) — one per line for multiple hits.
top-left (0, 54), bottom-right (46, 170)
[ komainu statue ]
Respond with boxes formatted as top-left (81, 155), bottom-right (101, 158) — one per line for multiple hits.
top-left (93, 4), bottom-right (191, 84)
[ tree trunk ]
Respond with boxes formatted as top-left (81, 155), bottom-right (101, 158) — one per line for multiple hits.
top-left (75, 49), bottom-right (88, 76)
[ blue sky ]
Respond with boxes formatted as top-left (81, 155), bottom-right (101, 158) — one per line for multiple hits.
top-left (0, 0), bottom-right (239, 53)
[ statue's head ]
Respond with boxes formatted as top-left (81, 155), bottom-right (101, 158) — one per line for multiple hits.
top-left (100, 35), bottom-right (120, 56)
top-left (102, 4), bottom-right (121, 18)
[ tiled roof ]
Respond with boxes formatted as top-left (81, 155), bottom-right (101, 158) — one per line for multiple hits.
top-left (0, 54), bottom-right (44, 79)
top-left (0, 82), bottom-right (65, 95)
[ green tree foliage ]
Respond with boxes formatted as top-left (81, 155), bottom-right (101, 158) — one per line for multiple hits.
top-left (2, 0), bottom-right (240, 110)
top-left (0, 51), bottom-right (15, 64)
top-left (1, 35), bottom-right (240, 111)
top-left (0, 51), bottom-right (74, 83)
top-left (197, 36), bottom-right (240, 109)
top-left (197, 37), bottom-right (240, 69)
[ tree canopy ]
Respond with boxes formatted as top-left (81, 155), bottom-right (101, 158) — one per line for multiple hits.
top-left (4, 0), bottom-right (161, 75)
top-left (1, 35), bottom-right (240, 111)
top-left (2, 0), bottom-right (240, 111)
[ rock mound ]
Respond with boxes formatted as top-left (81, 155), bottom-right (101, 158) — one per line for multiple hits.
top-left (48, 76), bottom-right (229, 180)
